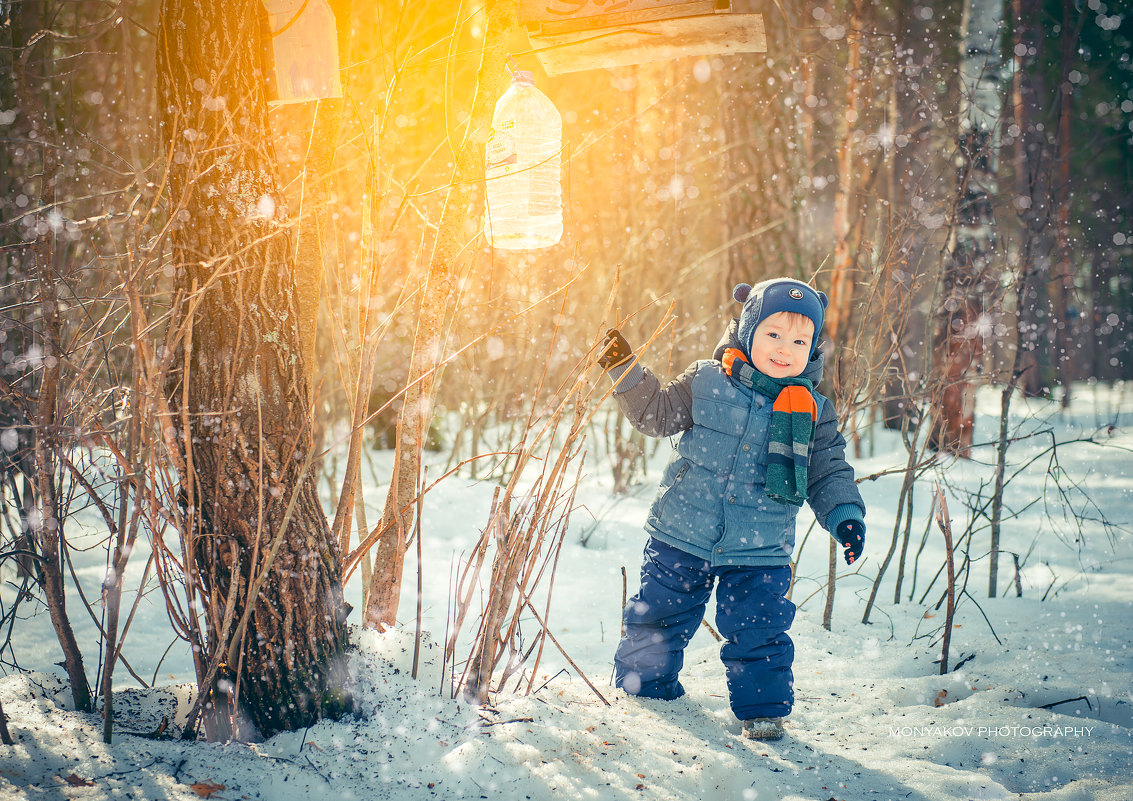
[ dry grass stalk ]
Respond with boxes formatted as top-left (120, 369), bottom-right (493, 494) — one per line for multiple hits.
top-left (449, 306), bottom-right (675, 707)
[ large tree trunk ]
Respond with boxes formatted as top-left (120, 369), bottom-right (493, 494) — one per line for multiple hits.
top-left (157, 0), bottom-right (351, 740)
top-left (930, 0), bottom-right (1005, 458)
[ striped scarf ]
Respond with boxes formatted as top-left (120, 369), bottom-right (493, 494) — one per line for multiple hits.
top-left (721, 348), bottom-right (818, 507)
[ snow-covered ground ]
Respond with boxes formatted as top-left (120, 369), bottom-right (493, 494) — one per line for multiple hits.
top-left (2, 383), bottom-right (1131, 800)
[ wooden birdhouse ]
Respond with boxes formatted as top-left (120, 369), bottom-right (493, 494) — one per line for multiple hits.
top-left (262, 0), bottom-right (343, 104)
top-left (521, 0), bottom-right (767, 75)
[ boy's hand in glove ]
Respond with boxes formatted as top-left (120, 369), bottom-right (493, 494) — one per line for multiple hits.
top-left (598, 329), bottom-right (633, 370)
top-left (836, 520), bottom-right (865, 565)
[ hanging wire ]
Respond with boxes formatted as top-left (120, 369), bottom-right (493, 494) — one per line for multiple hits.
top-left (270, 0), bottom-right (312, 37)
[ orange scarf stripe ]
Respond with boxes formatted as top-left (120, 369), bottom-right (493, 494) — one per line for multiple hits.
top-left (771, 384), bottom-right (818, 421)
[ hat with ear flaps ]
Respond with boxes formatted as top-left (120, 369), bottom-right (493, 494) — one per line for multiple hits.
top-left (733, 278), bottom-right (829, 358)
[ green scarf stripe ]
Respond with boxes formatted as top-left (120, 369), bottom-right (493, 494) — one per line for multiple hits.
top-left (728, 359), bottom-right (816, 507)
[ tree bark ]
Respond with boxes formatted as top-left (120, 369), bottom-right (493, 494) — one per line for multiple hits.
top-left (157, 0), bottom-right (351, 740)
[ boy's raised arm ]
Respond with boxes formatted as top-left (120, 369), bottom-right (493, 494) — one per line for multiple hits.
top-left (597, 329), bottom-right (697, 438)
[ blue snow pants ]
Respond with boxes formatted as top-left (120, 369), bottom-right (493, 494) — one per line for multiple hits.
top-left (614, 537), bottom-right (796, 720)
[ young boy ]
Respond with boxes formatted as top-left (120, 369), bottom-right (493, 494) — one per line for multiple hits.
top-left (597, 278), bottom-right (866, 741)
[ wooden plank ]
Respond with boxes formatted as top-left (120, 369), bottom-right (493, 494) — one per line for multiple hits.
top-left (528, 13), bottom-right (766, 75)
top-left (526, 2), bottom-right (726, 36)
top-left (520, 0), bottom-right (715, 25)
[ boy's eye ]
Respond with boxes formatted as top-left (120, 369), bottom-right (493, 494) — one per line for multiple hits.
top-left (794, 339), bottom-right (807, 346)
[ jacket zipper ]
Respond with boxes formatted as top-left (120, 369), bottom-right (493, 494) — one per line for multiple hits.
top-left (658, 462), bottom-right (690, 519)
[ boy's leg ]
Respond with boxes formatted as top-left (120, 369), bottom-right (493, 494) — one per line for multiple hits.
top-left (615, 537), bottom-right (713, 700)
top-left (713, 566), bottom-right (795, 720)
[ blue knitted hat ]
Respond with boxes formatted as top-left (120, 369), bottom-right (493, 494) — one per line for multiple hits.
top-left (733, 278), bottom-right (828, 358)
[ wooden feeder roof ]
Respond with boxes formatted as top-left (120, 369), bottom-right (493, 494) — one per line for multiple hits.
top-left (521, 0), bottom-right (767, 75)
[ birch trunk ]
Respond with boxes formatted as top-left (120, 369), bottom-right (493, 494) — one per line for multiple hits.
top-left (931, 0), bottom-right (1005, 458)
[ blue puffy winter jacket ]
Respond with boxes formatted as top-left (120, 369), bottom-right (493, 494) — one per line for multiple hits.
top-left (608, 326), bottom-right (865, 568)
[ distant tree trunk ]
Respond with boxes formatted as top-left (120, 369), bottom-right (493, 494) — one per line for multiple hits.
top-left (930, 0), bottom-right (1005, 458)
top-left (1050, 0), bottom-right (1082, 408)
top-left (292, 0), bottom-right (351, 388)
top-left (363, 0), bottom-right (515, 630)
top-left (881, 0), bottom-right (957, 432)
top-left (158, 0), bottom-right (351, 740)
top-left (1009, 0), bottom-right (1052, 400)
top-left (292, 98), bottom-right (345, 388)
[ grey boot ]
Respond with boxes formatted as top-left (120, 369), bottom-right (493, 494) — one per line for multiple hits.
top-left (742, 717), bottom-right (785, 741)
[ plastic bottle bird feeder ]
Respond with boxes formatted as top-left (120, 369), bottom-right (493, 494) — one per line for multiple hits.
top-left (484, 70), bottom-right (564, 250)
top-left (521, 0), bottom-right (766, 75)
top-left (262, 0), bottom-right (343, 104)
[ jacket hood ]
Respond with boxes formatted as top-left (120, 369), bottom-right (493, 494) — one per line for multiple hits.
top-left (713, 317), bottom-right (826, 385)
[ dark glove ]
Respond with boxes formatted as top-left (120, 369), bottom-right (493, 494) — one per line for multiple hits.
top-left (597, 328), bottom-right (633, 371)
top-left (836, 520), bottom-right (865, 565)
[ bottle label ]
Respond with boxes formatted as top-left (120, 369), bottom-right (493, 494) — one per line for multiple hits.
top-left (485, 129), bottom-right (517, 175)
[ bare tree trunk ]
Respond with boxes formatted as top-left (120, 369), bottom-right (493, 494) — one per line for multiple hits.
top-left (10, 5), bottom-right (93, 714)
top-left (363, 0), bottom-right (516, 630)
top-left (31, 265), bottom-right (94, 714)
top-left (158, 0), bottom-right (351, 740)
top-left (990, 0), bottom-right (1046, 599)
top-left (826, 0), bottom-right (864, 343)
top-left (930, 0), bottom-right (1005, 458)
top-left (292, 98), bottom-right (345, 388)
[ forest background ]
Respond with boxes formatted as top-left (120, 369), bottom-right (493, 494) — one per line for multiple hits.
top-left (1, 0), bottom-right (1131, 744)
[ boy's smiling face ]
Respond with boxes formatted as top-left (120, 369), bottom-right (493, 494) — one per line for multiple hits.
top-left (748, 312), bottom-right (814, 379)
